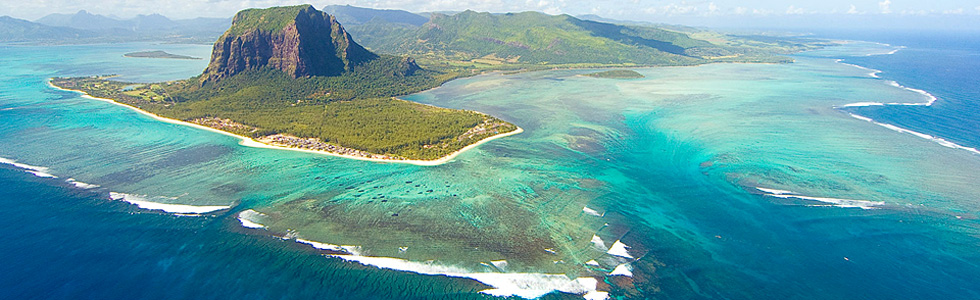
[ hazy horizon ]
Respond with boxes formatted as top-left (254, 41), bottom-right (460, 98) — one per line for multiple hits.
top-left (2, 1), bottom-right (979, 31)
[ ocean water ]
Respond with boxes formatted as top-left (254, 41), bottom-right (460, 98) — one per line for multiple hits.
top-left (2, 34), bottom-right (979, 299)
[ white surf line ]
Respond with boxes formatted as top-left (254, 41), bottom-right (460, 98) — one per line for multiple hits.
top-left (331, 255), bottom-right (607, 300)
top-left (292, 236), bottom-right (610, 299)
top-left (0, 156), bottom-right (58, 178)
top-left (836, 60), bottom-right (882, 78)
top-left (835, 60), bottom-right (937, 107)
top-left (237, 209), bottom-right (267, 229)
top-left (755, 187), bottom-right (884, 210)
top-left (108, 192), bottom-right (230, 214)
top-left (49, 80), bottom-right (523, 166)
top-left (66, 178), bottom-right (100, 189)
top-left (847, 113), bottom-right (980, 156)
top-left (833, 61), bottom-right (979, 156)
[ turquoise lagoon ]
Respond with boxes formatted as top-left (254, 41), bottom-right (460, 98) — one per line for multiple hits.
top-left (1, 39), bottom-right (979, 299)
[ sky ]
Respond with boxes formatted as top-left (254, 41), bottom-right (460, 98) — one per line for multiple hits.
top-left (2, 0), bottom-right (978, 30)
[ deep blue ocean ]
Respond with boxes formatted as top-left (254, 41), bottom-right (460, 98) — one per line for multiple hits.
top-left (822, 30), bottom-right (980, 150)
top-left (2, 30), bottom-right (979, 300)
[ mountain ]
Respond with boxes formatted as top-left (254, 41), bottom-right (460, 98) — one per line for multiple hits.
top-left (53, 5), bottom-right (512, 161)
top-left (31, 10), bottom-right (230, 43)
top-left (0, 16), bottom-right (94, 42)
top-left (35, 10), bottom-right (128, 31)
top-left (131, 14), bottom-right (178, 31)
top-left (322, 5), bottom-right (428, 26)
top-left (367, 10), bottom-right (713, 65)
top-left (201, 4), bottom-right (379, 82)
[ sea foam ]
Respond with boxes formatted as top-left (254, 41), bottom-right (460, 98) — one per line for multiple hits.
top-left (848, 114), bottom-right (980, 155)
top-left (66, 178), bottom-right (100, 189)
top-left (606, 240), bottom-right (633, 259)
top-left (836, 61), bottom-right (937, 107)
top-left (591, 235), bottom-right (607, 250)
top-left (582, 206), bottom-right (603, 216)
top-left (330, 255), bottom-right (606, 299)
top-left (0, 157), bottom-right (58, 178)
top-left (609, 264), bottom-right (633, 277)
top-left (237, 209), bottom-right (267, 229)
top-left (108, 192), bottom-right (230, 214)
top-left (757, 187), bottom-right (884, 209)
top-left (295, 238), bottom-right (363, 256)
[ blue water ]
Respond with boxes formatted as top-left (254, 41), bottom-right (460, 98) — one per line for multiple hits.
top-left (2, 33), bottom-right (980, 300)
top-left (825, 30), bottom-right (980, 149)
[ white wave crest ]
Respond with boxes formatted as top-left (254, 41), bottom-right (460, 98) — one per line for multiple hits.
top-left (838, 61), bottom-right (883, 78)
top-left (295, 238), bottom-right (363, 256)
top-left (835, 60), bottom-right (936, 107)
top-left (609, 263), bottom-right (633, 277)
top-left (606, 240), bottom-right (633, 259)
top-left (841, 102), bottom-right (885, 107)
top-left (332, 255), bottom-right (606, 299)
top-left (591, 235), bottom-right (607, 250)
top-left (755, 187), bottom-right (794, 195)
top-left (0, 157), bottom-right (57, 178)
top-left (757, 187), bottom-right (884, 209)
top-left (237, 209), bottom-right (267, 229)
top-left (66, 178), bottom-right (100, 189)
top-left (848, 114), bottom-right (980, 155)
top-left (108, 192), bottom-right (230, 214)
top-left (582, 206), bottom-right (603, 216)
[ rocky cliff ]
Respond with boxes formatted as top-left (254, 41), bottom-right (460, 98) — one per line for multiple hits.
top-left (201, 5), bottom-right (377, 83)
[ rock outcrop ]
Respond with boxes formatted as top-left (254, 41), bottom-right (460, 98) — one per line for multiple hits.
top-left (201, 5), bottom-right (377, 84)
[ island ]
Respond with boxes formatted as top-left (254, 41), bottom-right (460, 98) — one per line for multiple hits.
top-left (124, 50), bottom-right (202, 60)
top-left (51, 5), bottom-right (518, 163)
top-left (582, 70), bottom-right (645, 79)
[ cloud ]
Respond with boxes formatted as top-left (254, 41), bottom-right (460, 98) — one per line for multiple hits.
top-left (943, 8), bottom-right (964, 14)
top-left (785, 5), bottom-right (805, 15)
top-left (847, 4), bottom-right (859, 14)
top-left (705, 2), bottom-right (720, 16)
top-left (642, 3), bottom-right (698, 16)
top-left (878, 0), bottom-right (892, 14)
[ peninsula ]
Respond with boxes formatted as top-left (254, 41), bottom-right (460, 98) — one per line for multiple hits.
top-left (49, 5), bottom-right (820, 163)
top-left (124, 50), bottom-right (201, 60)
top-left (51, 5), bottom-right (518, 163)
top-left (582, 70), bottom-right (645, 79)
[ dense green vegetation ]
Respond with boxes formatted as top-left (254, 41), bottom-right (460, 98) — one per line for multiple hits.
top-left (50, 54), bottom-right (513, 160)
top-left (342, 10), bottom-right (820, 68)
top-left (583, 70), bottom-right (644, 79)
top-left (227, 5), bottom-right (311, 35)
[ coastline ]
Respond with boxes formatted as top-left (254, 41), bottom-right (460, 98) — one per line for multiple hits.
top-left (48, 81), bottom-right (523, 166)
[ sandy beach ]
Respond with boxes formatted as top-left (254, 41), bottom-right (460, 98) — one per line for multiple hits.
top-left (48, 81), bottom-right (523, 166)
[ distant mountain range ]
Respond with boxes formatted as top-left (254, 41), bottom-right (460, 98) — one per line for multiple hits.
top-left (0, 10), bottom-right (230, 43)
top-left (2, 5), bottom-right (815, 66)
top-left (330, 7), bottom-right (812, 66)
top-left (322, 5), bottom-right (428, 26)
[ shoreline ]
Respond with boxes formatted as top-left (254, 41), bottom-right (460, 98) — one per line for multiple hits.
top-left (48, 81), bottom-right (523, 166)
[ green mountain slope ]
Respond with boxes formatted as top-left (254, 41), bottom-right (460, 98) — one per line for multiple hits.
top-left (322, 5), bottom-right (428, 26)
top-left (335, 8), bottom-right (816, 67)
top-left (367, 10), bottom-right (708, 65)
